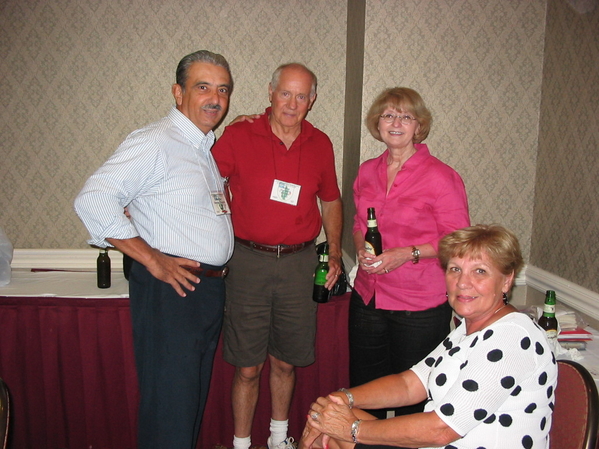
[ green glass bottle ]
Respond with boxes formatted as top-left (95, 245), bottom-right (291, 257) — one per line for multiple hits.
top-left (538, 290), bottom-right (558, 342)
top-left (312, 243), bottom-right (330, 303)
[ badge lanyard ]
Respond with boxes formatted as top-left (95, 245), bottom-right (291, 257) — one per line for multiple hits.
top-left (269, 136), bottom-right (302, 206)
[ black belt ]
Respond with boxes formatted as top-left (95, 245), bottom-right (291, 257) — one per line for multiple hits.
top-left (182, 265), bottom-right (229, 278)
top-left (235, 237), bottom-right (313, 257)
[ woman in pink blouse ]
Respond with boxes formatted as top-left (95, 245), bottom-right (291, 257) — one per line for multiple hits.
top-left (350, 87), bottom-right (470, 418)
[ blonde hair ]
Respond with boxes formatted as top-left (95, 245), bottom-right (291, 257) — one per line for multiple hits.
top-left (438, 224), bottom-right (524, 277)
top-left (365, 87), bottom-right (432, 143)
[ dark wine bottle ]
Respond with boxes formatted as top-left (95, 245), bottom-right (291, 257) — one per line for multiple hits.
top-left (97, 248), bottom-right (111, 289)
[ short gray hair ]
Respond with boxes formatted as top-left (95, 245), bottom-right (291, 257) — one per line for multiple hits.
top-left (175, 50), bottom-right (233, 92)
top-left (270, 63), bottom-right (317, 97)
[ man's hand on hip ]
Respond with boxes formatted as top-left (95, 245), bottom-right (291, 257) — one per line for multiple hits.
top-left (144, 249), bottom-right (201, 297)
top-left (106, 237), bottom-right (201, 297)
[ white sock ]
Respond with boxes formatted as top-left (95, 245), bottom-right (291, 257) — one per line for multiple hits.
top-left (269, 418), bottom-right (289, 446)
top-left (233, 435), bottom-right (251, 449)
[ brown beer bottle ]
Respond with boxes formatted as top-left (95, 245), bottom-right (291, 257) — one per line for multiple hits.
top-left (364, 207), bottom-right (383, 256)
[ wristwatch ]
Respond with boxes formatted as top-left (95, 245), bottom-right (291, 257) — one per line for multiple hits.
top-left (411, 246), bottom-right (420, 264)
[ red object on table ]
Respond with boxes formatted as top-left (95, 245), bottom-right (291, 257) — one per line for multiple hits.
top-left (0, 292), bottom-right (350, 449)
top-left (558, 327), bottom-right (593, 341)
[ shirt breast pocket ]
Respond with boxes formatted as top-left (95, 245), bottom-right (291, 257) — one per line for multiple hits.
top-left (389, 198), bottom-right (434, 229)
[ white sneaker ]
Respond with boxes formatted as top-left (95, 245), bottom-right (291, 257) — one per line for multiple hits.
top-left (267, 436), bottom-right (295, 449)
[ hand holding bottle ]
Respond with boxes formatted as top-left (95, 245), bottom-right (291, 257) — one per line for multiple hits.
top-left (313, 243), bottom-right (330, 303)
top-left (363, 207), bottom-right (383, 267)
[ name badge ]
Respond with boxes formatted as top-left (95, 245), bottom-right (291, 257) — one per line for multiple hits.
top-left (270, 179), bottom-right (301, 206)
top-left (210, 191), bottom-right (231, 215)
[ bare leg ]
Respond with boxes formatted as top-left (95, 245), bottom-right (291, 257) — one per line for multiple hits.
top-left (232, 363), bottom-right (264, 437)
top-left (269, 354), bottom-right (296, 421)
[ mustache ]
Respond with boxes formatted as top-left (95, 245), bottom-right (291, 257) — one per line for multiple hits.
top-left (202, 104), bottom-right (222, 111)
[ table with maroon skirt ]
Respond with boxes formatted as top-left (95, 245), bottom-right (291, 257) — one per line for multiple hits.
top-left (0, 270), bottom-right (350, 449)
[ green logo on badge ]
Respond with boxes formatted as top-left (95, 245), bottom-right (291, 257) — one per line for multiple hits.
top-left (280, 185), bottom-right (291, 200)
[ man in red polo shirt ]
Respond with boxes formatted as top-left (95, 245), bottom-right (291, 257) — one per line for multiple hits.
top-left (212, 62), bottom-right (343, 449)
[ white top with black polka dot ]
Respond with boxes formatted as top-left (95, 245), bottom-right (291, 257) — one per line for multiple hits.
top-left (411, 312), bottom-right (557, 449)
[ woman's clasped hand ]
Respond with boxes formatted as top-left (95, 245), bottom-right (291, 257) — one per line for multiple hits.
top-left (357, 246), bottom-right (414, 275)
top-left (303, 393), bottom-right (356, 449)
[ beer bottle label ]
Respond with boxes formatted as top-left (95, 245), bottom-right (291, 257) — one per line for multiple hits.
top-left (364, 242), bottom-right (382, 267)
top-left (364, 241), bottom-right (376, 255)
top-left (545, 329), bottom-right (558, 340)
top-left (543, 304), bottom-right (555, 315)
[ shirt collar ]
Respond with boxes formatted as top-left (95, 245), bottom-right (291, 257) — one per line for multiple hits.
top-left (380, 143), bottom-right (430, 170)
top-left (403, 143), bottom-right (430, 169)
top-left (168, 107), bottom-right (215, 151)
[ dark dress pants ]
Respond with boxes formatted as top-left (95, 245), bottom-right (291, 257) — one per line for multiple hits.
top-left (129, 260), bottom-right (225, 449)
top-left (349, 289), bottom-right (452, 419)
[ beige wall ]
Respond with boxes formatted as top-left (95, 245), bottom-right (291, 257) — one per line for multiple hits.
top-left (1, 0), bottom-right (597, 296)
top-left (359, 1), bottom-right (547, 261)
top-left (531, 0), bottom-right (599, 294)
top-left (0, 0), bottom-right (347, 248)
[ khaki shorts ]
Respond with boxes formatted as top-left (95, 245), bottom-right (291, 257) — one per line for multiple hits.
top-left (223, 241), bottom-right (317, 367)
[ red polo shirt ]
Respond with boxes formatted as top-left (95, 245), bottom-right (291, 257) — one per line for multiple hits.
top-left (212, 108), bottom-right (340, 246)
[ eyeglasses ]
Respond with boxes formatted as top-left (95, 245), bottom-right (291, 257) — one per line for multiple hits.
top-left (379, 113), bottom-right (417, 125)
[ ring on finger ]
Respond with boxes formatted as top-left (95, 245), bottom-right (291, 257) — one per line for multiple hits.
top-left (384, 268), bottom-right (389, 273)
top-left (310, 412), bottom-right (320, 421)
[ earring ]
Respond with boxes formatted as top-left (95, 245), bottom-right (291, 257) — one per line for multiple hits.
top-left (502, 292), bottom-right (508, 305)
top-left (445, 292), bottom-right (449, 299)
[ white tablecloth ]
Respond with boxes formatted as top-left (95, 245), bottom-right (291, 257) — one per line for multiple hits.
top-left (0, 269), bottom-right (129, 298)
top-left (563, 328), bottom-right (599, 384)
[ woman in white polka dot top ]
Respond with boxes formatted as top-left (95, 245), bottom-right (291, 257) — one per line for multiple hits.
top-left (301, 224), bottom-right (557, 449)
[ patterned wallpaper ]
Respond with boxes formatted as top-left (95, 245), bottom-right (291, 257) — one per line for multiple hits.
top-left (0, 0), bottom-right (347, 248)
top-left (531, 0), bottom-right (599, 293)
top-left (1, 0), bottom-right (596, 296)
top-left (360, 0), bottom-right (547, 260)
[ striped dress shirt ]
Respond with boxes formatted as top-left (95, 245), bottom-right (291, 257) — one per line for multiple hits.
top-left (74, 107), bottom-right (234, 266)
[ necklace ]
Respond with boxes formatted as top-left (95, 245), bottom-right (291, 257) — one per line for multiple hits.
top-left (493, 304), bottom-right (509, 315)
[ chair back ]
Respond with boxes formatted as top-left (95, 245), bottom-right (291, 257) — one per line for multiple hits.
top-left (550, 360), bottom-right (599, 449)
top-left (0, 377), bottom-right (9, 449)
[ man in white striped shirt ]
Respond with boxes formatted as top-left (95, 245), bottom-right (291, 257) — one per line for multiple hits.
top-left (74, 50), bottom-right (234, 449)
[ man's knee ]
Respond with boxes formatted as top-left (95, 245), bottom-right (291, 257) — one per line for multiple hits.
top-left (235, 364), bottom-right (264, 383)
top-left (269, 355), bottom-right (295, 376)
